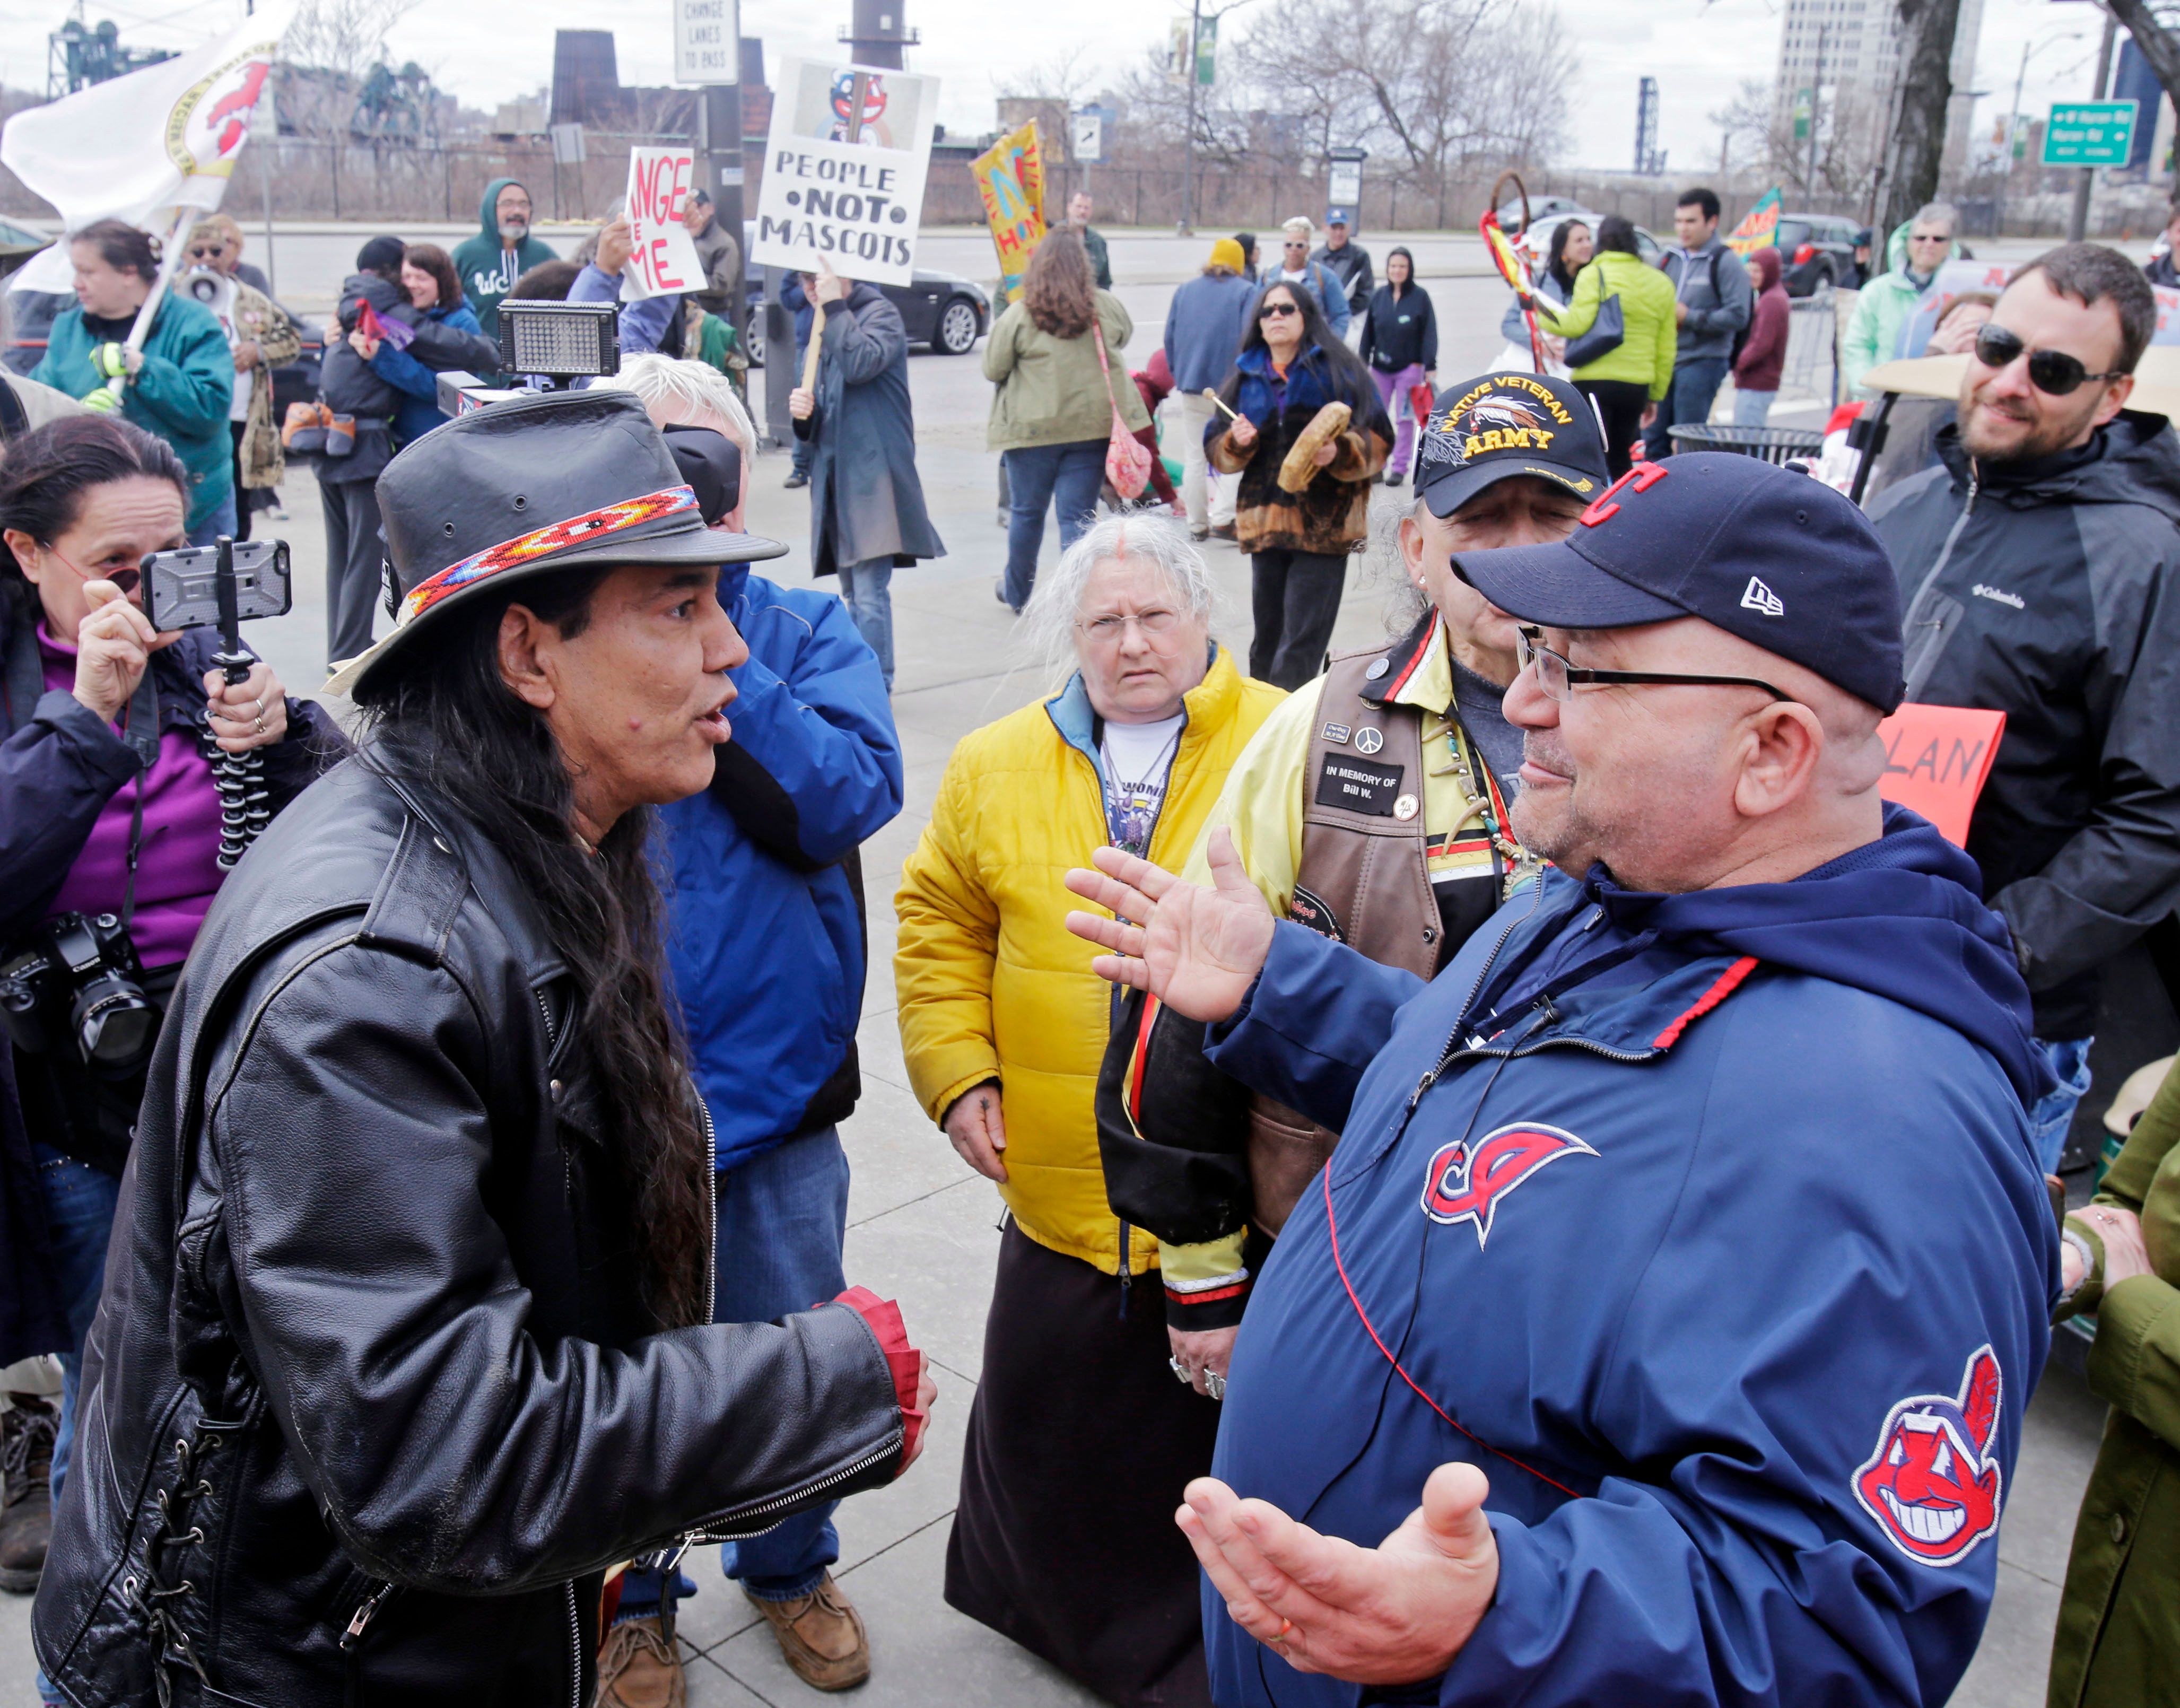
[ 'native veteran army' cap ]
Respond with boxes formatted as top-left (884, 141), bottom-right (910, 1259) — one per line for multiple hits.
top-left (1414, 372), bottom-right (1610, 519)
top-left (1453, 452), bottom-right (1906, 712)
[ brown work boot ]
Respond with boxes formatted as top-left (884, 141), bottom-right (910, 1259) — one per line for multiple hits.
top-left (595, 1614), bottom-right (685, 1708)
top-left (744, 1573), bottom-right (869, 1691)
top-left (0, 1395), bottom-right (55, 1594)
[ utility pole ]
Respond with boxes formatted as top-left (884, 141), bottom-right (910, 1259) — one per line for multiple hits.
top-left (2068, 6), bottom-right (2119, 243)
top-left (1180, 0), bottom-right (1202, 233)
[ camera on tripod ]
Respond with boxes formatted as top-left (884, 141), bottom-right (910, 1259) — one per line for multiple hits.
top-left (0, 911), bottom-right (158, 1076)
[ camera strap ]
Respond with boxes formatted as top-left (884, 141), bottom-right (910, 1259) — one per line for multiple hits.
top-left (115, 672), bottom-right (159, 929)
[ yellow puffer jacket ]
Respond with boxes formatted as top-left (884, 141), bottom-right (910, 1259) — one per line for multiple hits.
top-left (895, 648), bottom-right (1284, 1276)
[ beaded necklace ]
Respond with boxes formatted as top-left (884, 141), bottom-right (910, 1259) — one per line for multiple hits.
top-left (1423, 709), bottom-right (1537, 901)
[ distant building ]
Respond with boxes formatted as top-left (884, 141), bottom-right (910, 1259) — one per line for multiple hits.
top-left (548, 29), bottom-right (697, 137)
top-left (1773, 0), bottom-right (1984, 184)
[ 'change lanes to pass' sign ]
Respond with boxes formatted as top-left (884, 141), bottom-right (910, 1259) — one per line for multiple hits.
top-left (750, 59), bottom-right (938, 288)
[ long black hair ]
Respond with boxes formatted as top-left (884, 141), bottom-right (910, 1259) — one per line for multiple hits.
top-left (350, 568), bottom-right (713, 1330)
top-left (1546, 220), bottom-right (1590, 298)
top-left (1234, 278), bottom-right (1379, 405)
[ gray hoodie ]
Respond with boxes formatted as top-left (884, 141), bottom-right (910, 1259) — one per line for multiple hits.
top-left (1659, 234), bottom-right (1754, 363)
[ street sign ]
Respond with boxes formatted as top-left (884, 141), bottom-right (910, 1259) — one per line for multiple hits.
top-left (1070, 109), bottom-right (1105, 163)
top-left (674, 0), bottom-right (739, 85)
top-left (2043, 99), bottom-right (2137, 167)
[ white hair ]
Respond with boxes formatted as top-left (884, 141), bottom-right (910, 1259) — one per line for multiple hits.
top-left (1913, 201), bottom-right (1958, 233)
top-left (1021, 508), bottom-right (1222, 686)
top-left (590, 353), bottom-right (756, 459)
top-left (1282, 215), bottom-right (1314, 243)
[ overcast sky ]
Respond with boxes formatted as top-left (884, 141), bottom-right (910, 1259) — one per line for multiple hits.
top-left (0, 0), bottom-right (2126, 178)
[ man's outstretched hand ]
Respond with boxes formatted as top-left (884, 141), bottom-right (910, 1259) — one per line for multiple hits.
top-left (1063, 828), bottom-right (1275, 1024)
top-left (1176, 1463), bottom-right (1500, 1685)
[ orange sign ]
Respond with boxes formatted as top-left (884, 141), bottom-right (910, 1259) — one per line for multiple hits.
top-left (1876, 704), bottom-right (2006, 846)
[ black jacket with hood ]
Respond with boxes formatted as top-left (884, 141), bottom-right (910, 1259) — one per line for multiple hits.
top-left (32, 754), bottom-right (908, 1707)
top-left (1868, 411), bottom-right (2180, 1039)
top-left (317, 272), bottom-right (498, 485)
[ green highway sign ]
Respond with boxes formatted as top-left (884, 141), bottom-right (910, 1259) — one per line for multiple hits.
top-left (2043, 100), bottom-right (2138, 168)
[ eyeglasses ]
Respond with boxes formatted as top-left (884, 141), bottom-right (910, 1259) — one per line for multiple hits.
top-left (1260, 302), bottom-right (1299, 320)
top-left (1971, 323), bottom-right (2126, 397)
top-left (1515, 627), bottom-right (1789, 704)
top-left (1078, 607), bottom-right (1182, 643)
top-left (40, 541), bottom-right (145, 595)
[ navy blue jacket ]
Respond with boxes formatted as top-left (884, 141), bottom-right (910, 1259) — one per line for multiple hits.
top-left (1164, 271), bottom-right (1259, 395)
top-left (370, 300), bottom-right (491, 446)
top-left (657, 560), bottom-right (902, 1169)
top-left (1200, 809), bottom-right (2056, 1708)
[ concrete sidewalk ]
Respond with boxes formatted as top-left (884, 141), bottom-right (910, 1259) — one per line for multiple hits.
top-left (0, 286), bottom-right (2111, 1706)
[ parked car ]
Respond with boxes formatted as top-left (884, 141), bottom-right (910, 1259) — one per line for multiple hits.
top-left (1776, 214), bottom-right (1862, 297)
top-left (739, 224), bottom-right (990, 362)
top-left (1516, 210), bottom-right (1665, 273)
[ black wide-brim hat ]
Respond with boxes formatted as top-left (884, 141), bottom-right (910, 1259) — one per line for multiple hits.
top-left (325, 390), bottom-right (784, 697)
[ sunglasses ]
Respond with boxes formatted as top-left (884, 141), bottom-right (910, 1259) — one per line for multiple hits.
top-left (188, 246), bottom-right (223, 260)
top-left (1260, 302), bottom-right (1299, 319)
top-left (1972, 324), bottom-right (2126, 396)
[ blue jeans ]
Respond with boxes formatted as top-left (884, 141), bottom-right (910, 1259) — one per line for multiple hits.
top-left (1000, 440), bottom-right (1106, 611)
top-left (185, 487), bottom-right (240, 548)
top-left (36, 1145), bottom-right (120, 1708)
top-left (1643, 355), bottom-right (1731, 458)
top-left (837, 559), bottom-right (893, 691)
top-left (618, 1127), bottom-right (852, 1622)
top-left (2029, 1036), bottom-right (2096, 1174)
top-left (1731, 388), bottom-right (1776, 428)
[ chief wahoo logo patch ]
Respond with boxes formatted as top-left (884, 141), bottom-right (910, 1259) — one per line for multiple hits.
top-left (1853, 1346), bottom-right (2005, 1566)
top-left (1419, 1122), bottom-right (1595, 1248)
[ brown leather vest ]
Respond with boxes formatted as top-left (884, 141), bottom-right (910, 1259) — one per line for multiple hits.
top-left (1247, 643), bottom-right (1447, 1233)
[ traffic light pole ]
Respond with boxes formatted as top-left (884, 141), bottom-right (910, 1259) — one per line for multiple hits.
top-left (2067, 8), bottom-right (2117, 242)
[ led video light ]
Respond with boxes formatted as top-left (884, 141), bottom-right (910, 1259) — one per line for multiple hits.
top-left (496, 299), bottom-right (620, 379)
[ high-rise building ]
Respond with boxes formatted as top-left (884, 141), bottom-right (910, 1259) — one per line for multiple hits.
top-left (1773, 0), bottom-right (1985, 186)
top-left (1635, 75), bottom-right (1665, 176)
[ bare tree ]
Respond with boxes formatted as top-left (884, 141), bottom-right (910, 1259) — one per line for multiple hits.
top-left (285, 0), bottom-right (421, 88)
top-left (1879, 0), bottom-right (1963, 232)
top-left (2098, 0), bottom-right (2180, 161)
top-left (1226, 0), bottom-right (1572, 218)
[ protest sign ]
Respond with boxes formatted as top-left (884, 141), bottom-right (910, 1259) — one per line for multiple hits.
top-left (750, 58), bottom-right (938, 289)
top-left (971, 120), bottom-right (1048, 303)
top-left (1723, 187), bottom-right (1782, 255)
top-left (3, 0), bottom-right (297, 296)
top-left (621, 144), bottom-right (708, 300)
top-left (1876, 704), bottom-right (2006, 846)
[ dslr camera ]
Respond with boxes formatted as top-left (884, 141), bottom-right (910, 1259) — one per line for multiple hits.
top-left (0, 911), bottom-right (159, 1076)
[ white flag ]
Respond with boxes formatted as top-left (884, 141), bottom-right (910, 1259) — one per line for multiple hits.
top-left (3, 0), bottom-right (298, 292)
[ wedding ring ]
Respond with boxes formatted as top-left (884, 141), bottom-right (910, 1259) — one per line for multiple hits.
top-left (253, 714), bottom-right (265, 735)
top-left (1275, 1618), bottom-right (1293, 1642)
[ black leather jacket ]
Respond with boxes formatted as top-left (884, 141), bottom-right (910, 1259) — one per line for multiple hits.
top-left (33, 754), bottom-right (908, 1707)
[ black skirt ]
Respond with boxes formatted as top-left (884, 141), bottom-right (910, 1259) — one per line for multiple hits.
top-left (947, 1219), bottom-right (1221, 1708)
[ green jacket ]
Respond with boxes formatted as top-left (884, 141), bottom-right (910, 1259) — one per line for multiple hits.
top-left (450, 176), bottom-right (558, 341)
top-left (2051, 1060), bottom-right (2180, 1707)
top-left (1842, 219), bottom-right (1965, 396)
top-left (1080, 224), bottom-right (1112, 289)
top-left (32, 295), bottom-right (233, 530)
top-left (1539, 250), bottom-right (1678, 399)
top-left (982, 289), bottom-right (1149, 451)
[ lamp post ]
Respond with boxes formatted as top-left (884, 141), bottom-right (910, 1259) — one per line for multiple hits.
top-left (2068, 7), bottom-right (2119, 243)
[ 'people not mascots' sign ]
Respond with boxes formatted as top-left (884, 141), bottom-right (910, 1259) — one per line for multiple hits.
top-left (750, 58), bottom-right (938, 288)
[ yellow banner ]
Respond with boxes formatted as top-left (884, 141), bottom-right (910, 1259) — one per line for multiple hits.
top-left (971, 119), bottom-right (1048, 302)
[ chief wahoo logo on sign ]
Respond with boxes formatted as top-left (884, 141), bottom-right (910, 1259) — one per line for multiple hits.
top-left (1853, 1346), bottom-right (2005, 1566)
top-left (1420, 1122), bottom-right (1596, 1248)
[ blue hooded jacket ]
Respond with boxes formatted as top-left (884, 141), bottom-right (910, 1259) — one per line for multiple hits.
top-left (657, 560), bottom-right (902, 1169)
top-left (1200, 807), bottom-right (2058, 1708)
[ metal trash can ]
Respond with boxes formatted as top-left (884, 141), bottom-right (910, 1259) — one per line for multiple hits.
top-left (1665, 424), bottom-right (1825, 465)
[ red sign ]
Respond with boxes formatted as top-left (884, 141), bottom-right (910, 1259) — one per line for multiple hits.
top-left (1876, 704), bottom-right (2006, 846)
top-left (622, 145), bottom-right (706, 300)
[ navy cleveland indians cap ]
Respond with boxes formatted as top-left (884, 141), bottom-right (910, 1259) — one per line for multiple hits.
top-left (1453, 452), bottom-right (1906, 712)
top-left (1415, 372), bottom-right (1610, 519)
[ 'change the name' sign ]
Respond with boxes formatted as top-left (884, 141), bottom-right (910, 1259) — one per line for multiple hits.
top-left (1876, 703), bottom-right (2006, 847)
top-left (751, 58), bottom-right (938, 288)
